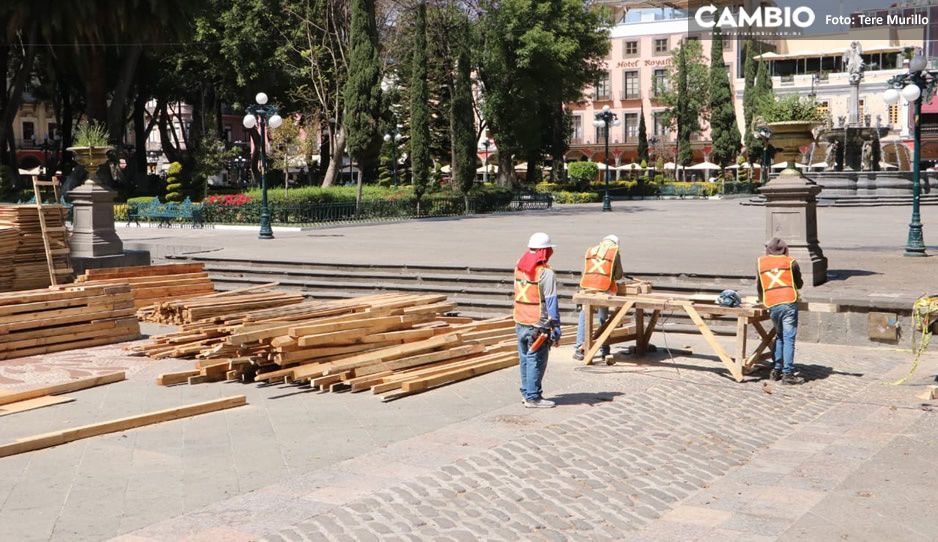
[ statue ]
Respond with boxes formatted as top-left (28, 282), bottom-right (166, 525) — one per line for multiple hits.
top-left (838, 116), bottom-right (846, 128)
top-left (843, 41), bottom-right (865, 84)
top-left (824, 141), bottom-right (839, 171)
top-left (861, 140), bottom-right (873, 171)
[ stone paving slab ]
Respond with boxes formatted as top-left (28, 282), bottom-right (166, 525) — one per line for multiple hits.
top-left (117, 339), bottom-right (938, 542)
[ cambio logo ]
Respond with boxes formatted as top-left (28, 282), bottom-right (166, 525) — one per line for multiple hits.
top-left (695, 5), bottom-right (816, 29)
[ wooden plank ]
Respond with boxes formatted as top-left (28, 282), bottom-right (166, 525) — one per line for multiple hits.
top-left (680, 303), bottom-right (743, 382)
top-left (639, 310), bottom-right (660, 354)
top-left (0, 395), bottom-right (75, 417)
top-left (156, 370), bottom-right (201, 386)
top-left (735, 317), bottom-right (748, 373)
top-left (0, 372), bottom-right (125, 406)
top-left (317, 333), bottom-right (462, 376)
top-left (353, 343), bottom-right (487, 377)
top-left (582, 301), bottom-right (634, 364)
top-left (0, 395), bottom-right (247, 458)
top-left (387, 355), bottom-right (517, 400)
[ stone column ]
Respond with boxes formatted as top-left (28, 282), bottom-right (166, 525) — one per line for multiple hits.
top-left (68, 180), bottom-right (123, 257)
top-left (759, 173), bottom-right (828, 286)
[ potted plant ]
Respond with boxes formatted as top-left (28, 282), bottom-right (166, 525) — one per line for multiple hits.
top-left (67, 121), bottom-right (111, 185)
top-left (757, 95), bottom-right (826, 176)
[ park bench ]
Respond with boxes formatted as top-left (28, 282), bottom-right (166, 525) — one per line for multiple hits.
top-left (131, 197), bottom-right (205, 228)
top-left (657, 184), bottom-right (704, 199)
top-left (512, 192), bottom-right (553, 210)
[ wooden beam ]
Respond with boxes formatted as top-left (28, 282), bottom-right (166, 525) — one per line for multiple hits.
top-left (156, 370), bottom-right (201, 386)
top-left (0, 395), bottom-right (75, 417)
top-left (0, 372), bottom-right (125, 406)
top-left (0, 395), bottom-right (247, 458)
top-left (680, 303), bottom-right (743, 382)
top-left (582, 301), bottom-right (634, 364)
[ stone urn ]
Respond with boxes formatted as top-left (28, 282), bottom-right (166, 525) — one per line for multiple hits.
top-left (767, 121), bottom-right (820, 179)
top-left (67, 146), bottom-right (111, 185)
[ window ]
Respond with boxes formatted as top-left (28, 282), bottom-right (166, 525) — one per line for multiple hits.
top-left (223, 125), bottom-right (233, 142)
top-left (623, 113), bottom-right (639, 141)
top-left (623, 41), bottom-right (638, 56)
top-left (22, 121), bottom-right (35, 143)
top-left (594, 72), bottom-right (610, 100)
top-left (47, 123), bottom-right (58, 140)
top-left (623, 71), bottom-right (640, 99)
top-left (571, 115), bottom-right (583, 142)
top-left (595, 122), bottom-right (608, 143)
top-left (653, 112), bottom-right (669, 136)
top-left (858, 99), bottom-right (865, 122)
top-left (723, 36), bottom-right (732, 50)
top-left (654, 38), bottom-right (668, 54)
top-left (816, 101), bottom-right (829, 118)
top-left (653, 69), bottom-right (668, 96)
top-left (888, 104), bottom-right (899, 126)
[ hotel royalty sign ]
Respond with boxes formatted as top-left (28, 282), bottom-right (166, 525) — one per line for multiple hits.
top-left (616, 58), bottom-right (672, 69)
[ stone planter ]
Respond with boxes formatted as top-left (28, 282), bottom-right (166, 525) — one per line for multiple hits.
top-left (66, 146), bottom-right (111, 185)
top-left (767, 121), bottom-right (819, 178)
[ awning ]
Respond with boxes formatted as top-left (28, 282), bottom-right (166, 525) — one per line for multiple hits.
top-left (922, 96), bottom-right (938, 115)
top-left (476, 165), bottom-right (498, 174)
top-left (772, 162), bottom-right (807, 169)
top-left (617, 163), bottom-right (643, 171)
top-left (725, 162), bottom-right (761, 169)
top-left (688, 161), bottom-right (719, 170)
top-left (754, 45), bottom-right (906, 62)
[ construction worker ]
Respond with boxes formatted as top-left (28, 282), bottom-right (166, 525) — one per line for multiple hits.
top-left (757, 237), bottom-right (805, 385)
top-left (574, 234), bottom-right (623, 362)
top-left (513, 232), bottom-right (561, 408)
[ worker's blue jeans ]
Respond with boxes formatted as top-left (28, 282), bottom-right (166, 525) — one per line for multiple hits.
top-left (575, 306), bottom-right (610, 357)
top-left (769, 303), bottom-right (798, 374)
top-left (516, 324), bottom-right (549, 401)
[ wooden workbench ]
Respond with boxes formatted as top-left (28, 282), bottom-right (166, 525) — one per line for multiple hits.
top-left (574, 292), bottom-right (776, 382)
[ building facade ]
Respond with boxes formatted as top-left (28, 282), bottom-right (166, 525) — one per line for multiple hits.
top-left (566, 2), bottom-right (743, 167)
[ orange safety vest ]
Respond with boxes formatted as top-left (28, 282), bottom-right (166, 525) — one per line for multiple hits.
top-left (513, 265), bottom-right (546, 325)
top-left (758, 255), bottom-right (798, 307)
top-left (580, 243), bottom-right (618, 294)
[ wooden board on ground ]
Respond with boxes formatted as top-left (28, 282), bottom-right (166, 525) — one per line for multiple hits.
top-left (0, 395), bottom-right (75, 417)
top-left (0, 395), bottom-right (247, 458)
top-left (0, 372), bottom-right (125, 406)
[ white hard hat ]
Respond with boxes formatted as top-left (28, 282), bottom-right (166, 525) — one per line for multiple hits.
top-left (603, 234), bottom-right (619, 245)
top-left (527, 232), bottom-right (555, 249)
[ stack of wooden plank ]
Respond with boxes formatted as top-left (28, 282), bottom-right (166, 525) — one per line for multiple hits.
top-left (0, 227), bottom-right (19, 291)
top-left (138, 285), bottom-right (305, 324)
top-left (134, 293), bottom-right (573, 400)
top-left (0, 205), bottom-right (71, 290)
top-left (0, 284), bottom-right (141, 360)
top-left (72, 263), bottom-right (216, 309)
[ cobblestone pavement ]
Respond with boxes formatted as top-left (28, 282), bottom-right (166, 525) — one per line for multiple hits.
top-left (118, 339), bottom-right (938, 542)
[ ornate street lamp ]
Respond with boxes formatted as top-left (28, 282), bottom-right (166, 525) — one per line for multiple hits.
top-left (756, 126), bottom-right (773, 184)
top-left (243, 92), bottom-right (283, 240)
top-left (884, 53), bottom-right (934, 257)
top-left (480, 138), bottom-right (492, 184)
top-left (383, 125), bottom-right (403, 186)
top-left (593, 105), bottom-right (620, 212)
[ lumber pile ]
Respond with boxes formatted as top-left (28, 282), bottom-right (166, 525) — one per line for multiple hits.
top-left (72, 263), bottom-right (216, 309)
top-left (0, 284), bottom-right (141, 360)
top-left (138, 284), bottom-right (305, 324)
top-left (134, 293), bottom-right (572, 400)
top-left (0, 227), bottom-right (19, 291)
top-left (0, 205), bottom-right (71, 290)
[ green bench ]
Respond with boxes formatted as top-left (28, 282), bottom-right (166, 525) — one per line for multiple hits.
top-left (130, 197), bottom-right (205, 228)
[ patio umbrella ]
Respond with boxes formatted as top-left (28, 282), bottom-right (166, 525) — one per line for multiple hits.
top-left (688, 161), bottom-right (719, 170)
top-left (725, 162), bottom-right (761, 169)
top-left (475, 165), bottom-right (498, 174)
top-left (771, 162), bottom-right (806, 169)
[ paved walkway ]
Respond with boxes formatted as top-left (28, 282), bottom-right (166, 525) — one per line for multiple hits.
top-left (118, 200), bottom-right (937, 302)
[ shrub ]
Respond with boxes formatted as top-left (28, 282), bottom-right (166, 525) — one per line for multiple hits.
top-left (113, 204), bottom-right (129, 222)
top-left (205, 194), bottom-right (254, 206)
top-left (126, 196), bottom-right (156, 205)
top-left (759, 94), bottom-right (827, 123)
top-left (551, 191), bottom-right (601, 204)
top-left (165, 162), bottom-right (185, 202)
top-left (567, 161), bottom-right (599, 186)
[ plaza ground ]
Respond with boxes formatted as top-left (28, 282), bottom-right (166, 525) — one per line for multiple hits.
top-left (0, 200), bottom-right (936, 541)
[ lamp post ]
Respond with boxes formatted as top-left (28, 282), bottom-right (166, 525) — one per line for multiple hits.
top-left (756, 126), bottom-right (772, 184)
top-left (242, 92), bottom-right (283, 240)
top-left (593, 105), bottom-right (620, 212)
top-left (480, 138), bottom-right (492, 184)
top-left (884, 53), bottom-right (933, 257)
top-left (383, 126), bottom-right (403, 185)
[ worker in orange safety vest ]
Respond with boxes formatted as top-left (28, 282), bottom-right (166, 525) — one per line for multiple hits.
top-left (513, 232), bottom-right (561, 408)
top-left (757, 237), bottom-right (805, 385)
top-left (574, 234), bottom-right (623, 362)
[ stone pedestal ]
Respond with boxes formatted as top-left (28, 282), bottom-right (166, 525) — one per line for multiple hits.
top-left (759, 173), bottom-right (828, 286)
top-left (68, 180), bottom-right (123, 257)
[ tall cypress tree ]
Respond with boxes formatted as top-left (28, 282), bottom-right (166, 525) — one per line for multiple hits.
top-left (451, 28), bottom-right (476, 213)
top-left (637, 105), bottom-right (649, 163)
top-left (344, 0), bottom-right (383, 198)
top-left (708, 27), bottom-right (740, 168)
top-left (742, 39), bottom-right (758, 162)
top-left (750, 56), bottom-right (773, 164)
top-left (410, 1), bottom-right (431, 212)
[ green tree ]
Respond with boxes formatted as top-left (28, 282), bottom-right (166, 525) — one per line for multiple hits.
top-left (452, 33), bottom-right (477, 212)
top-left (344, 0), bottom-right (383, 207)
top-left (742, 39), bottom-right (758, 162)
top-left (749, 56), bottom-right (774, 164)
top-left (636, 106), bottom-right (649, 163)
top-left (165, 162), bottom-right (186, 202)
top-left (479, 0), bottom-right (609, 186)
top-left (410, 1), bottom-right (431, 211)
top-left (658, 38), bottom-right (708, 172)
top-left (708, 27), bottom-right (740, 168)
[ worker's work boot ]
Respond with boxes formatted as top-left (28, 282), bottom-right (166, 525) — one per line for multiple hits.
top-left (781, 373), bottom-right (805, 385)
top-left (572, 349), bottom-right (585, 362)
top-left (769, 369), bottom-right (782, 382)
top-left (524, 398), bottom-right (556, 408)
